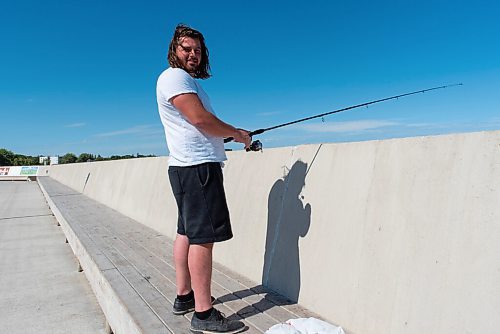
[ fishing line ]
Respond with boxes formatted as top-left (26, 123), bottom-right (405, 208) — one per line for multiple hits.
top-left (225, 83), bottom-right (463, 151)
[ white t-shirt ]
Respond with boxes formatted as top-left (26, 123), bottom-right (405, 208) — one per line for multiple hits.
top-left (156, 67), bottom-right (227, 166)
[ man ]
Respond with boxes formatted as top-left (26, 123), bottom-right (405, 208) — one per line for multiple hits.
top-left (156, 24), bottom-right (251, 333)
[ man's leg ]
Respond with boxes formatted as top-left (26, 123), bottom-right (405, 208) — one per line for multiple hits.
top-left (189, 242), bottom-right (245, 333)
top-left (174, 234), bottom-right (191, 295)
top-left (188, 243), bottom-right (213, 311)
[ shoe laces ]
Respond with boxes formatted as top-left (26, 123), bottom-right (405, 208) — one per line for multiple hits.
top-left (213, 309), bottom-right (226, 322)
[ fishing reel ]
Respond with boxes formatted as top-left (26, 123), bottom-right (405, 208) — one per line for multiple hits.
top-left (223, 135), bottom-right (263, 152)
top-left (246, 140), bottom-right (263, 152)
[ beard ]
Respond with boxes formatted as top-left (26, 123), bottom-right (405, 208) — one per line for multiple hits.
top-left (184, 58), bottom-right (199, 74)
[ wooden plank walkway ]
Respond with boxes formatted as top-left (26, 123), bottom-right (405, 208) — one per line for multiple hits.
top-left (38, 177), bottom-right (321, 334)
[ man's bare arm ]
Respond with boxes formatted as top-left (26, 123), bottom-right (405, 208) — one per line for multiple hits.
top-left (171, 93), bottom-right (251, 147)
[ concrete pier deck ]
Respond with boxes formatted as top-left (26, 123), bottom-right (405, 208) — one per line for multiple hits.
top-left (0, 180), bottom-right (108, 334)
top-left (36, 176), bottom-right (321, 334)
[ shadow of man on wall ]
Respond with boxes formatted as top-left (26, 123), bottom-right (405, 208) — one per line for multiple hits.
top-left (262, 160), bottom-right (311, 303)
top-left (221, 160), bottom-right (312, 320)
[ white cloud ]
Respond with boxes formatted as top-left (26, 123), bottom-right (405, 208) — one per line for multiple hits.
top-left (487, 117), bottom-right (500, 125)
top-left (405, 122), bottom-right (434, 128)
top-left (65, 122), bottom-right (87, 128)
top-left (298, 120), bottom-right (399, 133)
top-left (95, 125), bottom-right (162, 137)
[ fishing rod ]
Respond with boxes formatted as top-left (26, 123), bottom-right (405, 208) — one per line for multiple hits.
top-left (224, 83), bottom-right (463, 151)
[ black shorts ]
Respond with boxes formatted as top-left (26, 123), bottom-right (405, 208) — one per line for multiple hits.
top-left (168, 162), bottom-right (233, 244)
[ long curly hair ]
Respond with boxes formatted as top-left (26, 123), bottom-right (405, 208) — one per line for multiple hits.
top-left (167, 24), bottom-right (211, 79)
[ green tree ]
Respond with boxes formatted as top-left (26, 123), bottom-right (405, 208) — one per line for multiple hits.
top-left (0, 149), bottom-right (157, 166)
top-left (12, 155), bottom-right (37, 166)
top-left (0, 149), bottom-right (38, 166)
top-left (0, 148), bottom-right (14, 166)
top-left (77, 153), bottom-right (94, 163)
top-left (60, 153), bottom-right (77, 164)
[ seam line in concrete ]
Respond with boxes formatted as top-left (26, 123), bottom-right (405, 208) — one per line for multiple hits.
top-left (51, 193), bottom-right (82, 197)
top-left (0, 213), bottom-right (53, 221)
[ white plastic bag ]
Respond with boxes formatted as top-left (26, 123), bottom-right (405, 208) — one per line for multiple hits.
top-left (265, 317), bottom-right (345, 334)
top-left (265, 323), bottom-right (302, 334)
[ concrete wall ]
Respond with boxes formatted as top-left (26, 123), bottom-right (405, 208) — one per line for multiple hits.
top-left (48, 130), bottom-right (500, 334)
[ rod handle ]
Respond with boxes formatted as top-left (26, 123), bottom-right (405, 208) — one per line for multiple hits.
top-left (223, 129), bottom-right (265, 143)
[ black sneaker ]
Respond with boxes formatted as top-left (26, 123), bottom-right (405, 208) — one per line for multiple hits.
top-left (173, 295), bottom-right (216, 315)
top-left (190, 308), bottom-right (245, 334)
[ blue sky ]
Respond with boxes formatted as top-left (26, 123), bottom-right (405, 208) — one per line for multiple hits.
top-left (1, 0), bottom-right (499, 157)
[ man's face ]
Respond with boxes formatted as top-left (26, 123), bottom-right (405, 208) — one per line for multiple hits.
top-left (176, 37), bottom-right (202, 75)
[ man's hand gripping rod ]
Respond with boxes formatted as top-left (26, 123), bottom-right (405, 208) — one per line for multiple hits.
top-left (224, 83), bottom-right (462, 151)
